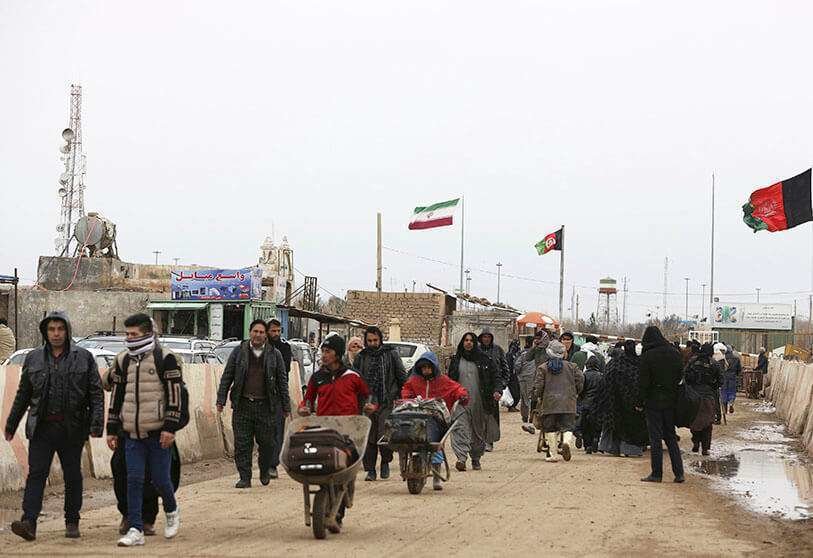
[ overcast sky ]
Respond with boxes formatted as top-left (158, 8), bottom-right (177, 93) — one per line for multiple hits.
top-left (2, 1), bottom-right (813, 322)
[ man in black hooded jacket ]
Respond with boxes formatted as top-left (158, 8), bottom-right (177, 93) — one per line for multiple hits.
top-left (4, 311), bottom-right (105, 541)
top-left (353, 325), bottom-right (407, 481)
top-left (638, 325), bottom-right (685, 483)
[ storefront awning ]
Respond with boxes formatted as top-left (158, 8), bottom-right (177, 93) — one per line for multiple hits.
top-left (147, 301), bottom-right (209, 310)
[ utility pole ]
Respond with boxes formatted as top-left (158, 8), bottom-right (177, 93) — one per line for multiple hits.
top-left (622, 276), bottom-right (628, 326)
top-left (465, 269), bottom-right (471, 295)
top-left (496, 262), bottom-right (502, 303)
top-left (173, 258), bottom-right (180, 266)
top-left (756, 287), bottom-right (761, 303)
top-left (571, 285), bottom-right (576, 323)
top-left (710, 173), bottom-right (716, 325)
top-left (701, 283), bottom-right (706, 320)
top-left (684, 277), bottom-right (690, 322)
top-left (153, 250), bottom-right (161, 265)
top-left (576, 294), bottom-right (580, 324)
top-left (412, 280), bottom-right (416, 293)
top-left (376, 212), bottom-right (382, 292)
top-left (663, 257), bottom-right (669, 319)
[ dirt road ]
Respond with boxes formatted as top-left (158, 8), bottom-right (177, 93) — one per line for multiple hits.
top-left (1, 402), bottom-right (810, 557)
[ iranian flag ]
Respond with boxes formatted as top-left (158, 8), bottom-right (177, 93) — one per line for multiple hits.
top-left (743, 169), bottom-right (812, 233)
top-left (408, 198), bottom-right (460, 230)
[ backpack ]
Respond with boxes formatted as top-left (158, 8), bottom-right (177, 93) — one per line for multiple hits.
top-left (120, 345), bottom-right (190, 431)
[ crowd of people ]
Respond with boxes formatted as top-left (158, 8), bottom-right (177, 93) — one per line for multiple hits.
top-left (3, 308), bottom-right (751, 546)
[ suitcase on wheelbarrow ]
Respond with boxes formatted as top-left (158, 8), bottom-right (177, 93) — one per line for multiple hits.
top-left (287, 427), bottom-right (356, 475)
top-left (384, 412), bottom-right (443, 446)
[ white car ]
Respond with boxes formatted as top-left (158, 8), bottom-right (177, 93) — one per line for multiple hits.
top-left (3, 347), bottom-right (116, 370)
top-left (159, 336), bottom-right (219, 352)
top-left (388, 342), bottom-right (433, 372)
top-left (173, 349), bottom-right (224, 365)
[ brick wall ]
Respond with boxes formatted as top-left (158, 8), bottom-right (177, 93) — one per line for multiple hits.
top-left (345, 290), bottom-right (455, 345)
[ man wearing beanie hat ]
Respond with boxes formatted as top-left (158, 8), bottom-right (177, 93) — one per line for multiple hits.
top-left (531, 340), bottom-right (584, 462)
top-left (299, 334), bottom-right (375, 418)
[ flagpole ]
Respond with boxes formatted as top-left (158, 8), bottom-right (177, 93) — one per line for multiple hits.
top-left (709, 173), bottom-right (715, 323)
top-left (559, 224), bottom-right (565, 324)
top-left (459, 195), bottom-right (465, 293)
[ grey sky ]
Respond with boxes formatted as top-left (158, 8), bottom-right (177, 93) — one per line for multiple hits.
top-left (2, 1), bottom-right (813, 322)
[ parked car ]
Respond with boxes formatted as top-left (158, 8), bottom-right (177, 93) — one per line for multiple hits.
top-left (174, 349), bottom-right (224, 365)
top-left (76, 334), bottom-right (127, 353)
top-left (2, 347), bottom-right (116, 370)
top-left (213, 340), bottom-right (240, 363)
top-left (159, 336), bottom-right (218, 352)
top-left (289, 340), bottom-right (316, 390)
top-left (388, 342), bottom-right (432, 372)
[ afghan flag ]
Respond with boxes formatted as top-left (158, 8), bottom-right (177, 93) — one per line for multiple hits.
top-left (408, 198), bottom-right (460, 230)
top-left (743, 169), bottom-right (812, 233)
top-left (535, 228), bottom-right (563, 255)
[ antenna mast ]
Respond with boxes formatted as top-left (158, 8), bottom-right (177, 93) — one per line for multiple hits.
top-left (55, 84), bottom-right (87, 256)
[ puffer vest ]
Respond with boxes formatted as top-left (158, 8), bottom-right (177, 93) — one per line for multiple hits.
top-left (122, 351), bottom-right (166, 438)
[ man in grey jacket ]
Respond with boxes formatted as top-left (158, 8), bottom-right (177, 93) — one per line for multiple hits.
top-left (513, 331), bottom-right (550, 433)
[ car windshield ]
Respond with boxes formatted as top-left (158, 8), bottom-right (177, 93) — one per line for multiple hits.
top-left (214, 347), bottom-right (233, 361)
top-left (391, 344), bottom-right (418, 358)
top-left (77, 339), bottom-right (126, 352)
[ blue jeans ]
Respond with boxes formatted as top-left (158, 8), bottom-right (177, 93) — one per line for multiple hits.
top-left (125, 434), bottom-right (177, 531)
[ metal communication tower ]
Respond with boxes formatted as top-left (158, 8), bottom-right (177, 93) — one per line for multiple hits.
top-left (55, 84), bottom-right (87, 256)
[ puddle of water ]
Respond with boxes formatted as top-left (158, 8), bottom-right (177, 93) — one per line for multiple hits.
top-left (691, 449), bottom-right (813, 520)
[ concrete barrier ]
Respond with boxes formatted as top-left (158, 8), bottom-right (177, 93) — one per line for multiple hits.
top-left (0, 359), bottom-right (305, 491)
top-left (766, 358), bottom-right (813, 457)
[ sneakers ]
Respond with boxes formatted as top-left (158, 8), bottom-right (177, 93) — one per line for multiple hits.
top-left (364, 470), bottom-right (377, 481)
top-left (521, 423), bottom-right (536, 435)
top-left (65, 523), bottom-right (80, 539)
top-left (11, 518), bottom-right (36, 541)
top-left (455, 460), bottom-right (466, 472)
top-left (118, 527), bottom-right (145, 547)
top-left (235, 478), bottom-right (251, 489)
top-left (380, 462), bottom-right (390, 479)
top-left (164, 508), bottom-right (180, 539)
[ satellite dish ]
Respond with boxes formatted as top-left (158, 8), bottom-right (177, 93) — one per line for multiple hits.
top-left (62, 128), bottom-right (75, 141)
top-left (59, 172), bottom-right (70, 185)
top-left (58, 187), bottom-right (67, 196)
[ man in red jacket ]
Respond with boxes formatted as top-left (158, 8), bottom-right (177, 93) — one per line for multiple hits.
top-left (298, 334), bottom-right (375, 417)
top-left (400, 351), bottom-right (468, 490)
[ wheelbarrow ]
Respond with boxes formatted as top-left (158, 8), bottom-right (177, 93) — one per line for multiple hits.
top-left (281, 415), bottom-right (371, 539)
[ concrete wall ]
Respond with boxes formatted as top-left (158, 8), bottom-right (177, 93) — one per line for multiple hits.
top-left (36, 257), bottom-right (214, 293)
top-left (446, 310), bottom-right (517, 349)
top-left (9, 288), bottom-right (152, 349)
top-left (766, 358), bottom-right (813, 457)
top-left (345, 290), bottom-right (455, 345)
top-left (0, 361), bottom-right (303, 492)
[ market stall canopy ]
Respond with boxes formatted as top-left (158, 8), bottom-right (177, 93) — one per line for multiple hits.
top-left (515, 312), bottom-right (558, 329)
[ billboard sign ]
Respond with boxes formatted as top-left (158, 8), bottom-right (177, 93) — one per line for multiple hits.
top-left (171, 267), bottom-right (262, 301)
top-left (712, 302), bottom-right (793, 331)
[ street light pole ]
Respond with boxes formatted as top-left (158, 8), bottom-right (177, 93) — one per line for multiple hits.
top-left (700, 283), bottom-right (706, 320)
top-left (756, 287), bottom-right (761, 303)
top-left (153, 250), bottom-right (161, 265)
top-left (684, 277), bottom-right (690, 322)
top-left (496, 262), bottom-right (502, 303)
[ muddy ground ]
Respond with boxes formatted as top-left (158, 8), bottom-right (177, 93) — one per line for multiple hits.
top-left (0, 400), bottom-right (811, 557)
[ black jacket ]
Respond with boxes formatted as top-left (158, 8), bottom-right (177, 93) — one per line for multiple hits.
top-left (756, 352), bottom-right (768, 373)
top-left (579, 366), bottom-right (604, 410)
top-left (352, 344), bottom-right (407, 407)
top-left (269, 337), bottom-right (292, 374)
top-left (684, 355), bottom-right (722, 399)
top-left (638, 328), bottom-right (683, 410)
top-left (5, 311), bottom-right (104, 440)
top-left (217, 341), bottom-right (291, 412)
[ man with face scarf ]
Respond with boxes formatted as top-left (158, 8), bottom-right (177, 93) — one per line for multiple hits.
top-left (353, 326), bottom-right (407, 481)
top-left (448, 332), bottom-right (505, 471)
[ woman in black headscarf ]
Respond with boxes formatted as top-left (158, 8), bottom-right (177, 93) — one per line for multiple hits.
top-left (684, 342), bottom-right (722, 455)
top-left (596, 340), bottom-right (648, 456)
top-left (448, 332), bottom-right (504, 471)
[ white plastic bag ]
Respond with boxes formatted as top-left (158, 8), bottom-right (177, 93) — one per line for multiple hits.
top-left (499, 387), bottom-right (514, 408)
